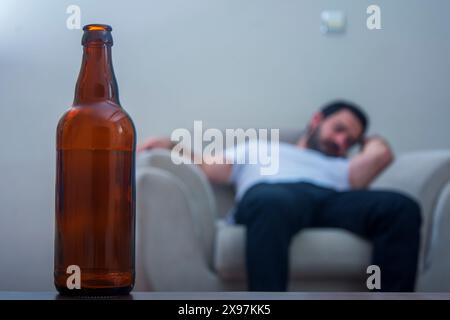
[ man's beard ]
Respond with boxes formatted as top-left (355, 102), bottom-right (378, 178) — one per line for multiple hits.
top-left (306, 125), bottom-right (340, 157)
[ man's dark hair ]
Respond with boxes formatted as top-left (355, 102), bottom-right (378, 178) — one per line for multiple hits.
top-left (321, 100), bottom-right (369, 134)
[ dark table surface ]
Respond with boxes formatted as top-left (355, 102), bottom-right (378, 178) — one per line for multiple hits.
top-left (1, 291), bottom-right (450, 300)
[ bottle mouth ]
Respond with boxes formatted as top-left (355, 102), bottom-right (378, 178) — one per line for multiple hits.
top-left (83, 24), bottom-right (112, 32)
top-left (82, 24), bottom-right (113, 46)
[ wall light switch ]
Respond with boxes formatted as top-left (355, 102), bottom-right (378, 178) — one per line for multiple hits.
top-left (320, 10), bottom-right (346, 34)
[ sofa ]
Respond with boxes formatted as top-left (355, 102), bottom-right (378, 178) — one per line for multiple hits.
top-left (134, 129), bottom-right (450, 292)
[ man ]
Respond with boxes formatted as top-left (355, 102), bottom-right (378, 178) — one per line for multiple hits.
top-left (138, 101), bottom-right (422, 292)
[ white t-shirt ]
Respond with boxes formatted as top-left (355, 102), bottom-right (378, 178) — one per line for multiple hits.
top-left (225, 141), bottom-right (351, 223)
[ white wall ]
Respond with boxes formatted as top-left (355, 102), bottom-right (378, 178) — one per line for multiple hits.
top-left (1, 0), bottom-right (450, 290)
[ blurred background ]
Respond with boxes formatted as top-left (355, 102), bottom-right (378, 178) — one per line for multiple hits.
top-left (1, 0), bottom-right (450, 290)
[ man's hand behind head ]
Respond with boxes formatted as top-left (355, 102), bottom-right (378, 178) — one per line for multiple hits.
top-left (349, 135), bottom-right (394, 189)
top-left (361, 135), bottom-right (394, 165)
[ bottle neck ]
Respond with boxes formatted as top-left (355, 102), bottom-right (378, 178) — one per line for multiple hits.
top-left (73, 44), bottom-right (120, 105)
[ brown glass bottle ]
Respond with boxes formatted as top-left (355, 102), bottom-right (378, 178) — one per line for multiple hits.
top-left (55, 24), bottom-right (136, 296)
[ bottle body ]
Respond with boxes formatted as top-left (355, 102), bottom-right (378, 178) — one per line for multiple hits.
top-left (55, 102), bottom-right (136, 296)
top-left (54, 25), bottom-right (135, 296)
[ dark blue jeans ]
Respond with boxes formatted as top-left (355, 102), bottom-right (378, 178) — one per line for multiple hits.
top-left (234, 182), bottom-right (422, 292)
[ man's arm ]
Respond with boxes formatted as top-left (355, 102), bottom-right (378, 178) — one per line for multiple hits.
top-left (137, 137), bottom-right (233, 184)
top-left (199, 159), bottom-right (233, 184)
top-left (349, 136), bottom-right (394, 189)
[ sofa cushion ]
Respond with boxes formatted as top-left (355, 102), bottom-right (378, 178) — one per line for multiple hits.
top-left (214, 220), bottom-right (372, 281)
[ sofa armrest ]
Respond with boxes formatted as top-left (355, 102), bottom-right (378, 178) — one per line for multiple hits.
top-left (137, 150), bottom-right (217, 269)
top-left (417, 181), bottom-right (450, 291)
top-left (135, 167), bottom-right (220, 291)
top-left (372, 150), bottom-right (450, 272)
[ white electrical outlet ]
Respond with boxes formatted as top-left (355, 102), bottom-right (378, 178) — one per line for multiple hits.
top-left (320, 10), bottom-right (346, 34)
